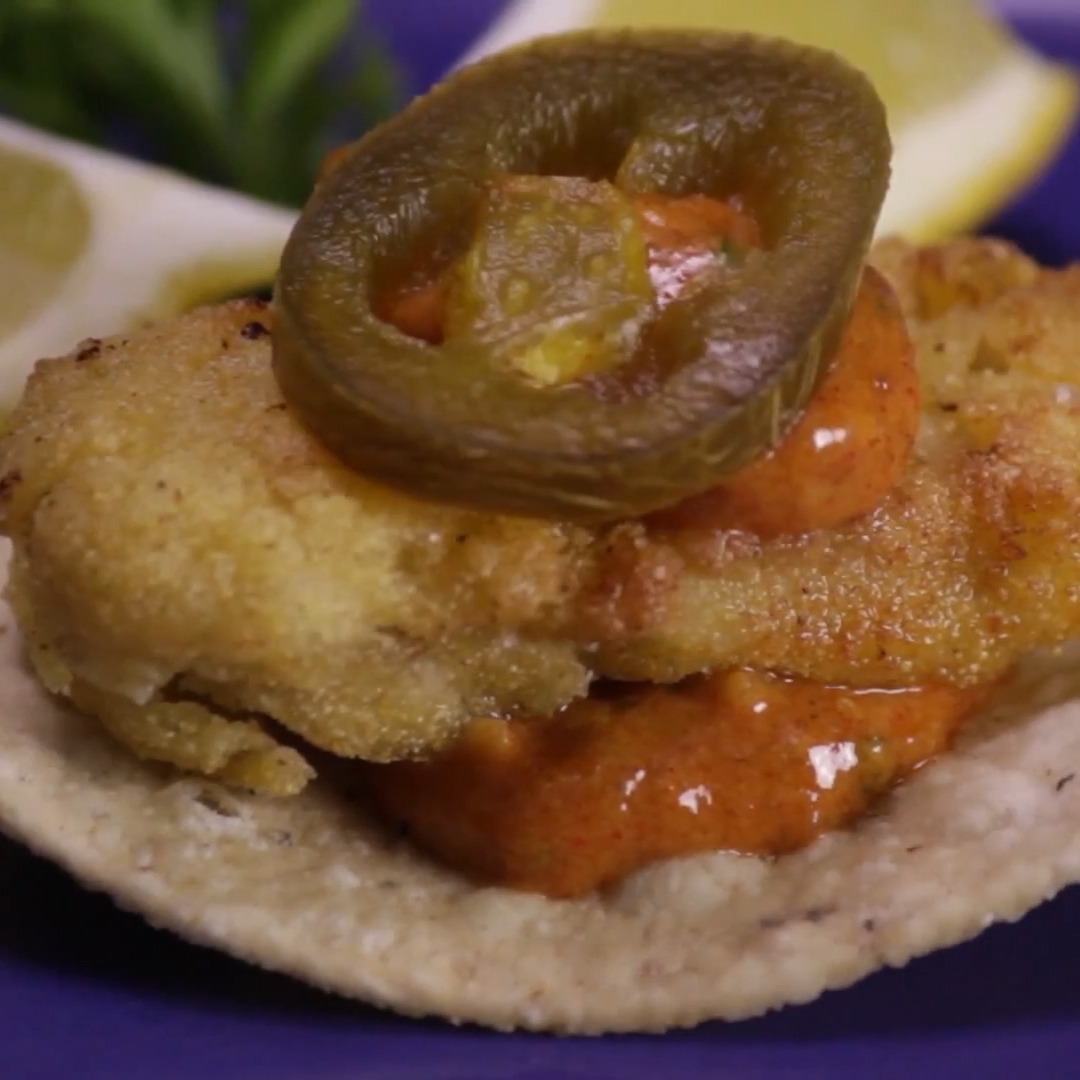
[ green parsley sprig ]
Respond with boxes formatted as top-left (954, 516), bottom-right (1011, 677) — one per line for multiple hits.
top-left (0, 0), bottom-right (401, 205)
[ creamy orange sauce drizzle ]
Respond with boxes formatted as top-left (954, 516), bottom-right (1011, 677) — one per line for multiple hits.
top-left (362, 670), bottom-right (980, 897)
top-left (651, 266), bottom-right (919, 537)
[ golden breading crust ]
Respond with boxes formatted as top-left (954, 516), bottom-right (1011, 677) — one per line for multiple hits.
top-left (0, 302), bottom-right (596, 786)
top-left (2, 237), bottom-right (1080, 789)
top-left (593, 238), bottom-right (1080, 685)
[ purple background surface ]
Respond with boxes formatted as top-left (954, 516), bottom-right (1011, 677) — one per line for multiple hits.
top-left (2, 4), bottom-right (1080, 1078)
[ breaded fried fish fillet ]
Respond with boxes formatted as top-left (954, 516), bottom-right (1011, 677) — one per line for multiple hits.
top-left (2, 237), bottom-right (1080, 790)
top-left (597, 238), bottom-right (1080, 686)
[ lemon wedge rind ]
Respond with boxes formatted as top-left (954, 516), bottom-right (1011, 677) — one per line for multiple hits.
top-left (463, 0), bottom-right (1078, 244)
top-left (881, 53), bottom-right (1078, 241)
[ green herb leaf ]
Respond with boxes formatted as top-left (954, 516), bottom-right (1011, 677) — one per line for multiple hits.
top-left (0, 1), bottom-right (100, 141)
top-left (68, 0), bottom-right (231, 179)
top-left (234, 0), bottom-right (358, 203)
top-left (0, 0), bottom-right (403, 204)
top-left (241, 0), bottom-right (355, 122)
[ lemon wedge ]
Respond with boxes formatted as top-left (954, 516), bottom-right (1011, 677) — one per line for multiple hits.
top-left (0, 116), bottom-right (295, 407)
top-left (465, 0), bottom-right (1079, 241)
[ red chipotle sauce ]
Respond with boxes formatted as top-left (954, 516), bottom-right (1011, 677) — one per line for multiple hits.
top-left (360, 185), bottom-right (943, 898)
top-left (361, 670), bottom-right (981, 898)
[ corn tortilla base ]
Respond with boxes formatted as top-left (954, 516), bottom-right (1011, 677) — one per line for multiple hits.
top-left (1, 558), bottom-right (1079, 1032)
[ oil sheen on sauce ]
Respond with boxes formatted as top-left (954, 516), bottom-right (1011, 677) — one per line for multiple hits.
top-left (361, 670), bottom-right (979, 898)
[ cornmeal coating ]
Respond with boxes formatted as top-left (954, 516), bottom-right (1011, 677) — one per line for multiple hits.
top-left (2, 238), bottom-right (1079, 790)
